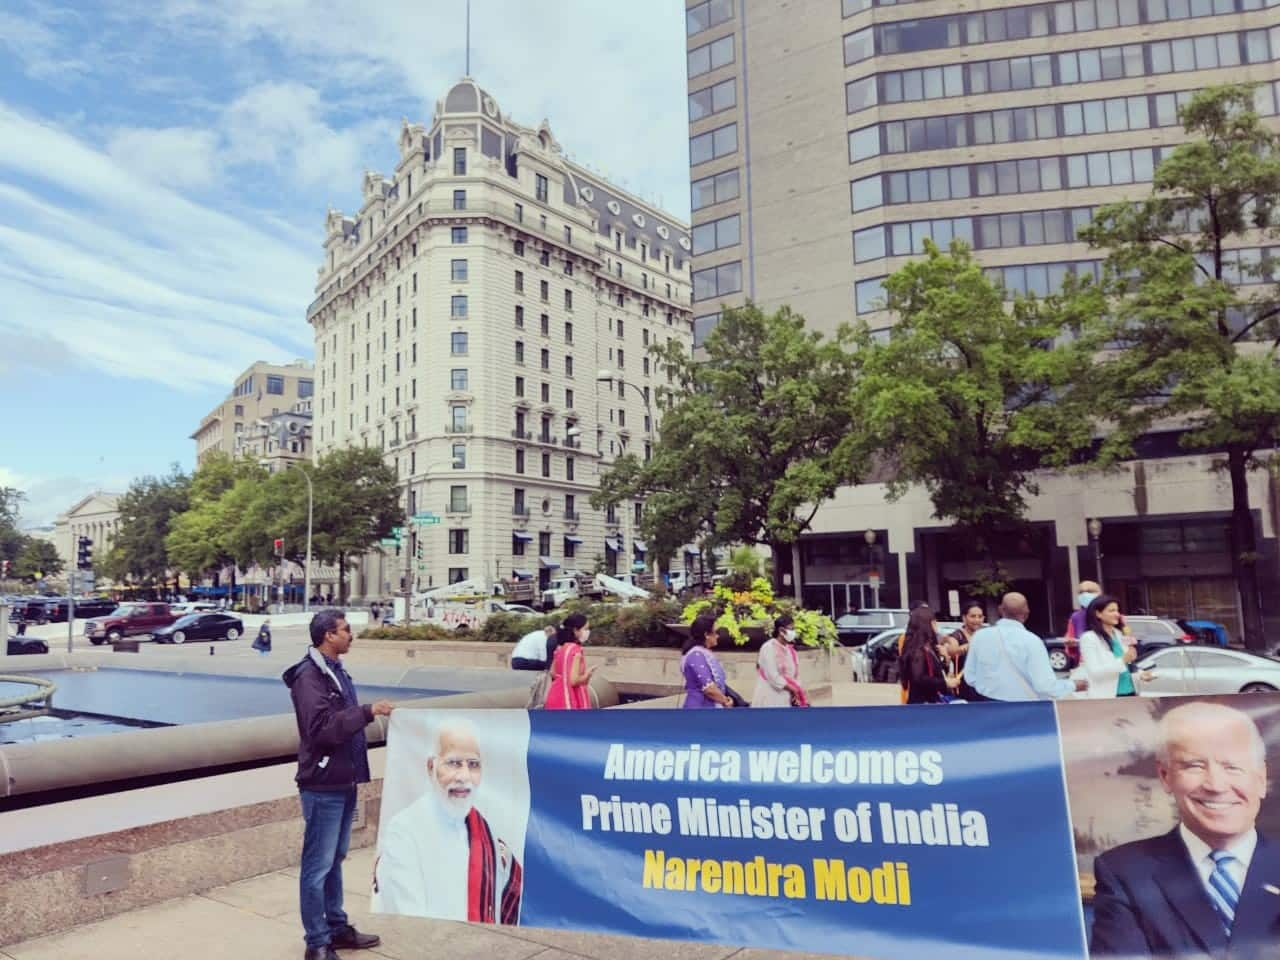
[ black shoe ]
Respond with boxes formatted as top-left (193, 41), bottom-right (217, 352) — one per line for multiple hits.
top-left (304, 948), bottom-right (339, 960)
top-left (329, 925), bottom-right (381, 950)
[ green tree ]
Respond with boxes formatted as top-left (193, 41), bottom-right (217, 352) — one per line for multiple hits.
top-left (0, 487), bottom-right (26, 565)
top-left (166, 454), bottom-right (265, 589)
top-left (14, 538), bottom-right (63, 582)
top-left (594, 303), bottom-right (860, 591)
top-left (1078, 83), bottom-right (1280, 649)
top-left (306, 447), bottom-right (400, 602)
top-left (106, 466), bottom-right (191, 588)
top-left (851, 240), bottom-right (1100, 597)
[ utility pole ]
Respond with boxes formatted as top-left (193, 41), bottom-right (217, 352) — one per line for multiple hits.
top-left (402, 476), bottom-right (414, 628)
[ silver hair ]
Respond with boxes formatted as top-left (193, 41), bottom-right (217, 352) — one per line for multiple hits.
top-left (1156, 701), bottom-right (1267, 766)
top-left (429, 715), bottom-right (480, 758)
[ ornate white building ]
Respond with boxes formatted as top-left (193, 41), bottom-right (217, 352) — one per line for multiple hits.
top-left (306, 79), bottom-right (695, 597)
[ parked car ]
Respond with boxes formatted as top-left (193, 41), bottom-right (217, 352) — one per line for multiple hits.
top-left (169, 601), bottom-right (220, 615)
top-left (84, 602), bottom-right (176, 644)
top-left (1135, 644), bottom-right (1280, 695)
top-left (152, 613), bottom-right (245, 644)
top-left (835, 609), bottom-right (910, 647)
top-left (851, 622), bottom-right (962, 683)
top-left (1050, 615), bottom-right (1194, 670)
top-left (6, 637), bottom-right (48, 655)
top-left (40, 597), bottom-right (118, 621)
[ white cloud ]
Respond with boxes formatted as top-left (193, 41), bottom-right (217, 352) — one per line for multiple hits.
top-left (0, 10), bottom-right (91, 81)
top-left (106, 126), bottom-right (222, 190)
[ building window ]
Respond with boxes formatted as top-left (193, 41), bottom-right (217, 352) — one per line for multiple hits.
top-left (617, 318), bottom-right (625, 337)
top-left (448, 404), bottom-right (467, 431)
top-left (540, 279), bottom-right (549, 301)
top-left (515, 270), bottom-right (524, 293)
top-left (690, 123), bottom-right (738, 166)
top-left (687, 0), bottom-right (732, 35)
top-left (540, 313), bottom-right (550, 336)
top-left (692, 214), bottom-right (741, 255)
top-left (448, 567), bottom-right (469, 583)
top-left (266, 375), bottom-right (285, 395)
top-left (540, 250), bottom-right (550, 267)
top-left (565, 387), bottom-right (575, 408)
top-left (453, 443), bottom-right (466, 468)
top-left (515, 340), bottom-right (525, 363)
top-left (514, 239), bottom-right (525, 257)
top-left (515, 305), bottom-right (525, 327)
top-left (691, 168), bottom-right (740, 211)
top-left (451, 332), bottom-right (468, 355)
top-left (692, 261), bottom-right (744, 302)
top-left (515, 375), bottom-right (525, 397)
top-left (449, 485), bottom-right (468, 512)
top-left (540, 348), bottom-right (550, 371)
top-left (514, 202), bottom-right (524, 222)
top-left (565, 321), bottom-right (573, 343)
top-left (513, 532), bottom-right (527, 555)
top-left (451, 368), bottom-right (468, 391)
top-left (453, 147), bottom-right (466, 175)
top-left (516, 448), bottom-right (526, 474)
top-left (541, 381), bottom-right (551, 403)
top-left (688, 34), bottom-right (734, 78)
top-left (566, 457), bottom-right (575, 481)
top-left (564, 289), bottom-right (573, 311)
top-left (541, 453), bottom-right (551, 478)
top-left (564, 225), bottom-right (573, 245)
top-left (451, 295), bottom-right (468, 317)
top-left (451, 259), bottom-right (468, 282)
top-left (452, 226), bottom-right (468, 243)
top-left (535, 173), bottom-right (548, 202)
top-left (565, 355), bottom-right (574, 377)
top-left (688, 78), bottom-right (737, 122)
top-left (298, 379), bottom-right (314, 398)
top-left (449, 529), bottom-right (469, 554)
top-left (564, 260), bottom-right (574, 277)
top-left (234, 404), bottom-right (244, 415)
top-left (539, 531), bottom-right (552, 556)
top-left (453, 189), bottom-right (466, 210)
top-left (564, 535), bottom-right (577, 559)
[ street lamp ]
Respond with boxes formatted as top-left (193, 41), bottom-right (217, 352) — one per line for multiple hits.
top-left (1087, 518), bottom-right (1103, 585)
top-left (596, 369), bottom-right (653, 430)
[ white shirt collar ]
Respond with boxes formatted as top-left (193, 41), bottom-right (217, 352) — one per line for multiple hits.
top-left (1180, 822), bottom-right (1258, 869)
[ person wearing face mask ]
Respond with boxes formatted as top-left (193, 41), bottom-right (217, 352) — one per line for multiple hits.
top-left (372, 718), bottom-right (522, 924)
top-left (543, 612), bottom-right (595, 710)
top-left (1066, 580), bottom-right (1102, 643)
top-left (751, 614), bottom-right (809, 708)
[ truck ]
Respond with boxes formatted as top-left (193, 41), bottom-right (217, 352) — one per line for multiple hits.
top-left (84, 602), bottom-right (177, 644)
top-left (541, 572), bottom-right (651, 610)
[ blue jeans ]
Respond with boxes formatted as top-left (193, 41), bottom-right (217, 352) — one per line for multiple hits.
top-left (299, 787), bottom-right (356, 948)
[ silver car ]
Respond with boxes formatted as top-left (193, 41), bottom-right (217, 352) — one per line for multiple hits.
top-left (851, 622), bottom-right (963, 683)
top-left (1135, 645), bottom-right (1280, 696)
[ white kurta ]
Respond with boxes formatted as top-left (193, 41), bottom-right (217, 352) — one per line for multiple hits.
top-left (373, 792), bottom-right (471, 919)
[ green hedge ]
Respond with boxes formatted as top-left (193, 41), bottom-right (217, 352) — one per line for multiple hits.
top-left (357, 600), bottom-right (685, 647)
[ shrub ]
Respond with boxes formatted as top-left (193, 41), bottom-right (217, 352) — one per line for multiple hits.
top-left (359, 623), bottom-right (456, 642)
top-left (680, 577), bottom-right (835, 649)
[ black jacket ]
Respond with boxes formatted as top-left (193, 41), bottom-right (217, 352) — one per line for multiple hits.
top-left (283, 649), bottom-right (374, 791)
top-left (901, 646), bottom-right (949, 704)
top-left (1091, 827), bottom-right (1280, 959)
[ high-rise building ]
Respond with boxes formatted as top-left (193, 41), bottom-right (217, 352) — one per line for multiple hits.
top-left (306, 79), bottom-right (694, 597)
top-left (687, 0), bottom-right (1280, 637)
top-left (192, 360), bottom-right (316, 465)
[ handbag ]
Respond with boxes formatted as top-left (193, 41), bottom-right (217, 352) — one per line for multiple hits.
top-left (724, 684), bottom-right (749, 708)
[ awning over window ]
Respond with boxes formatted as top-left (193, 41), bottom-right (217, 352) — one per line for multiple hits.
top-left (512, 569), bottom-right (534, 579)
top-left (513, 531), bottom-right (534, 542)
top-left (564, 535), bottom-right (584, 545)
top-left (633, 540), bottom-right (648, 554)
top-left (539, 557), bottom-right (560, 569)
top-left (605, 537), bottom-right (621, 552)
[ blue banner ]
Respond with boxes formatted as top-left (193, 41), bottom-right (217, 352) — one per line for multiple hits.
top-left (375, 704), bottom-right (1087, 959)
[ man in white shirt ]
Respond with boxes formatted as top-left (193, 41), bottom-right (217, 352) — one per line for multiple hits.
top-left (1091, 701), bottom-right (1277, 959)
top-left (373, 718), bottom-right (522, 924)
top-left (962, 593), bottom-right (1087, 701)
top-left (510, 624), bottom-right (557, 671)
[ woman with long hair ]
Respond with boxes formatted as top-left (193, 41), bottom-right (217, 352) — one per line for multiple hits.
top-left (681, 613), bottom-right (735, 708)
top-left (544, 612), bottom-right (594, 710)
top-left (899, 605), bottom-right (960, 704)
top-left (1078, 594), bottom-right (1151, 699)
top-left (751, 614), bottom-right (809, 707)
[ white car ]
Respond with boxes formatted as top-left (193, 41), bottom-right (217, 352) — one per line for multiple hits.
top-left (1135, 645), bottom-right (1280, 696)
top-left (169, 601), bottom-right (219, 615)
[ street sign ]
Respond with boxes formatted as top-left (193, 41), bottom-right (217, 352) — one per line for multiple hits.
top-left (411, 516), bottom-right (442, 525)
top-left (379, 537), bottom-right (400, 547)
top-left (392, 526), bottom-right (405, 536)
top-left (412, 512), bottom-right (439, 521)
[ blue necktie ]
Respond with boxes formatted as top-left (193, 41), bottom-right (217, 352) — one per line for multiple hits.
top-left (1207, 850), bottom-right (1240, 933)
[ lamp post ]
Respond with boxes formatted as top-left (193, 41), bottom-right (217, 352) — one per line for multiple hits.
top-left (864, 529), bottom-right (879, 608)
top-left (1087, 518), bottom-right (1103, 585)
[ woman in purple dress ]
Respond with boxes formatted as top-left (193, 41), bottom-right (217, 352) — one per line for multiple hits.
top-left (681, 613), bottom-right (735, 709)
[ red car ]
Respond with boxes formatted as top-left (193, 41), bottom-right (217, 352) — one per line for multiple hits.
top-left (85, 602), bottom-right (177, 645)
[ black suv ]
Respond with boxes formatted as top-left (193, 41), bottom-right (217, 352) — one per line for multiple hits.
top-left (41, 597), bottom-right (119, 621)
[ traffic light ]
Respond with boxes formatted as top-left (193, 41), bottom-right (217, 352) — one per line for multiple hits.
top-left (77, 536), bottom-right (93, 570)
top-left (274, 538), bottom-right (284, 556)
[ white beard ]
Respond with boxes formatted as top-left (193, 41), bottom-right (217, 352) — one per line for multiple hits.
top-left (434, 782), bottom-right (476, 820)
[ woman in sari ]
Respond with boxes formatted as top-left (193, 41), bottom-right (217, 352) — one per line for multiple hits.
top-left (751, 614), bottom-right (809, 707)
top-left (544, 612), bottom-right (594, 710)
top-left (681, 613), bottom-right (735, 708)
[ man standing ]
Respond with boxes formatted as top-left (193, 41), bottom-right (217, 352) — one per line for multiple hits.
top-left (284, 609), bottom-right (394, 960)
top-left (1065, 579), bottom-right (1101, 640)
top-left (1091, 701), bottom-right (1277, 959)
top-left (963, 592), bottom-right (1087, 701)
top-left (373, 717), bottom-right (523, 924)
top-left (510, 624), bottom-right (557, 671)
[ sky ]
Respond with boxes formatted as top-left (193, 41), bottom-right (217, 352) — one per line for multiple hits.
top-left (0, 0), bottom-right (691, 527)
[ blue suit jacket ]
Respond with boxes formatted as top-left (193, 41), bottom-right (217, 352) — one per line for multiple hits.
top-left (1090, 827), bottom-right (1280, 959)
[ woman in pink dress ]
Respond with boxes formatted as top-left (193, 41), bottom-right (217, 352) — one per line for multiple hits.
top-left (751, 614), bottom-right (809, 707)
top-left (544, 612), bottom-right (594, 710)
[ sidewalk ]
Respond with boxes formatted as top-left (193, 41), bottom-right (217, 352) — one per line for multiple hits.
top-left (0, 845), bottom-right (850, 960)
